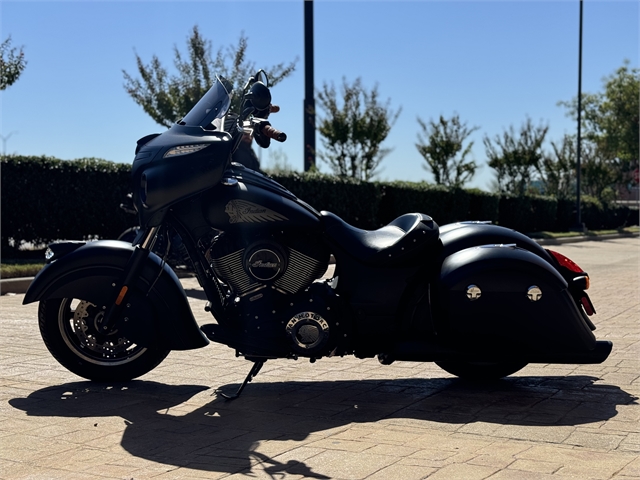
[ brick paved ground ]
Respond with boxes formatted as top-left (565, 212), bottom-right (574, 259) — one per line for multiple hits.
top-left (1, 238), bottom-right (638, 479)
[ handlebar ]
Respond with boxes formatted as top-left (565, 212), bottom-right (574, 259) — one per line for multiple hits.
top-left (260, 124), bottom-right (287, 142)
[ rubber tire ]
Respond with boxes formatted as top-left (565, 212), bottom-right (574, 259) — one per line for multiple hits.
top-left (435, 360), bottom-right (527, 381)
top-left (38, 298), bottom-right (170, 382)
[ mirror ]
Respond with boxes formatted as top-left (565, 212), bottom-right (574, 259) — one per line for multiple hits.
top-left (247, 82), bottom-right (271, 111)
top-left (255, 70), bottom-right (269, 87)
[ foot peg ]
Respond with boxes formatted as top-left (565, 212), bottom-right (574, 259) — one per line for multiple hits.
top-left (218, 361), bottom-right (264, 400)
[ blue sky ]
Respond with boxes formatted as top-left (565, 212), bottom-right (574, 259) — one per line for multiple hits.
top-left (1, 1), bottom-right (638, 190)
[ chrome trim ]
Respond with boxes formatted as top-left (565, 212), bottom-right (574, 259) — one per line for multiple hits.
top-left (527, 286), bottom-right (542, 302)
top-left (222, 178), bottom-right (239, 186)
top-left (466, 285), bottom-right (482, 301)
top-left (139, 226), bottom-right (160, 250)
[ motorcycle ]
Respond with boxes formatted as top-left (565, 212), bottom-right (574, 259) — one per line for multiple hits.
top-left (24, 71), bottom-right (611, 398)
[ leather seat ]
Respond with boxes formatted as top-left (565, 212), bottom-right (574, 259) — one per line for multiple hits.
top-left (321, 211), bottom-right (440, 265)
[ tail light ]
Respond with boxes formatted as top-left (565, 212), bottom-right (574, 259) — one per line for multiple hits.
top-left (547, 249), bottom-right (596, 319)
top-left (547, 249), bottom-right (586, 274)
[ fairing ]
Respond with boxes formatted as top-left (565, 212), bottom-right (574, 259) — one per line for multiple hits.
top-left (130, 77), bottom-right (236, 226)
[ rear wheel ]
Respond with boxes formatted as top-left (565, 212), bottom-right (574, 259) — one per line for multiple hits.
top-left (38, 297), bottom-right (170, 381)
top-left (435, 360), bottom-right (527, 381)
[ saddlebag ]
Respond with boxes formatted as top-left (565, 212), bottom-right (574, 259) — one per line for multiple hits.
top-left (435, 244), bottom-right (597, 355)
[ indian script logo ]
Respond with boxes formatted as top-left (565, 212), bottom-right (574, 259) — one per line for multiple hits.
top-left (225, 200), bottom-right (288, 224)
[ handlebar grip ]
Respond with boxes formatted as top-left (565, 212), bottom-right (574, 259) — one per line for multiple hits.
top-left (260, 124), bottom-right (287, 142)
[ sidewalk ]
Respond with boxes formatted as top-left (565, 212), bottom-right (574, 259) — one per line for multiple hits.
top-left (1, 237), bottom-right (638, 479)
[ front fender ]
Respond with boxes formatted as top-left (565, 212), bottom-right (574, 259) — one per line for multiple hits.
top-left (24, 240), bottom-right (209, 350)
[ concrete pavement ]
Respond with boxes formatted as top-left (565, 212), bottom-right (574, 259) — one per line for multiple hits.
top-left (1, 237), bottom-right (638, 479)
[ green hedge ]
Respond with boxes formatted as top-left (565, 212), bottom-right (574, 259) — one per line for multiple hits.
top-left (466, 188), bottom-right (500, 224)
top-left (272, 172), bottom-right (381, 229)
top-left (1, 155), bottom-right (637, 252)
top-left (498, 195), bottom-right (559, 232)
top-left (1, 155), bottom-right (133, 249)
top-left (375, 182), bottom-right (470, 226)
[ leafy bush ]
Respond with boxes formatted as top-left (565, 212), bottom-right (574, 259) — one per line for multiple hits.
top-left (272, 172), bottom-right (381, 229)
top-left (1, 155), bottom-right (133, 250)
top-left (2, 155), bottom-right (636, 256)
top-left (466, 188), bottom-right (500, 224)
top-left (555, 198), bottom-right (575, 232)
top-left (498, 195), bottom-right (558, 233)
top-left (580, 196), bottom-right (638, 230)
top-left (376, 181), bottom-right (469, 227)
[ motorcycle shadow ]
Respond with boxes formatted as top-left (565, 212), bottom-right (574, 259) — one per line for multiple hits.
top-left (9, 376), bottom-right (636, 477)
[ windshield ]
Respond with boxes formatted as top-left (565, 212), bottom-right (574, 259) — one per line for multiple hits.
top-left (179, 76), bottom-right (232, 127)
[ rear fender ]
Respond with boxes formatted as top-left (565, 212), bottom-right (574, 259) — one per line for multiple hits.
top-left (439, 222), bottom-right (553, 262)
top-left (23, 240), bottom-right (208, 350)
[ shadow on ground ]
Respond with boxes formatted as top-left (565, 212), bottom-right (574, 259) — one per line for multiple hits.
top-left (10, 376), bottom-right (636, 477)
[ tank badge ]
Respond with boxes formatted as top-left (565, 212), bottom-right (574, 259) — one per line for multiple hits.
top-left (466, 285), bottom-right (481, 301)
top-left (527, 286), bottom-right (542, 302)
top-left (225, 200), bottom-right (288, 224)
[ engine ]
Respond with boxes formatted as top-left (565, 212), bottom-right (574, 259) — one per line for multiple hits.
top-left (209, 232), bottom-right (329, 297)
top-left (206, 232), bottom-right (350, 359)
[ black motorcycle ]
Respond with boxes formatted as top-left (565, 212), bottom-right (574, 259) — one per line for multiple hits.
top-left (24, 71), bottom-right (611, 398)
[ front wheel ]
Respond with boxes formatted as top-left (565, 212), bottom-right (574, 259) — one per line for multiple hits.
top-left (38, 297), bottom-right (170, 382)
top-left (435, 360), bottom-right (527, 381)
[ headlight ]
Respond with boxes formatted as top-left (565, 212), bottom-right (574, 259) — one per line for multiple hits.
top-left (163, 144), bottom-right (208, 158)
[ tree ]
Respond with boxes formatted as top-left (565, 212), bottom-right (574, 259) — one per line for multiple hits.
top-left (484, 117), bottom-right (549, 195)
top-left (580, 142), bottom-right (620, 202)
top-left (536, 134), bottom-right (576, 199)
top-left (416, 114), bottom-right (479, 188)
top-left (123, 26), bottom-right (297, 128)
top-left (559, 61), bottom-right (639, 186)
top-left (316, 77), bottom-right (401, 181)
top-left (1, 36), bottom-right (27, 90)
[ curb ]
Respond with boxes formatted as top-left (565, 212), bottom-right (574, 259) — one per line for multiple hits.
top-left (2, 233), bottom-right (637, 296)
top-left (0, 277), bottom-right (34, 296)
top-left (533, 232), bottom-right (638, 245)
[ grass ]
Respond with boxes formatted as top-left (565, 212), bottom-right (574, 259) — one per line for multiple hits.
top-left (1, 260), bottom-right (46, 279)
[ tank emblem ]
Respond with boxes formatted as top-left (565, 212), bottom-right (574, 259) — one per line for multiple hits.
top-left (225, 200), bottom-right (288, 223)
top-left (466, 285), bottom-right (482, 301)
top-left (527, 286), bottom-right (542, 302)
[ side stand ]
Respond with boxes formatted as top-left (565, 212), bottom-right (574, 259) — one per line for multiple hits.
top-left (219, 361), bottom-right (264, 400)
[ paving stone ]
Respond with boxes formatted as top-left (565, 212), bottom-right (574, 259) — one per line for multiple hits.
top-left (1, 238), bottom-right (638, 479)
top-left (421, 462), bottom-right (498, 480)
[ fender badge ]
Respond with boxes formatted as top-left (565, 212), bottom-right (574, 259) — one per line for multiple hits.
top-left (527, 286), bottom-right (542, 302)
top-left (225, 200), bottom-right (288, 224)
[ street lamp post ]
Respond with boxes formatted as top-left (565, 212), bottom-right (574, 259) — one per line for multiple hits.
top-left (575, 0), bottom-right (584, 231)
top-left (303, 0), bottom-right (315, 172)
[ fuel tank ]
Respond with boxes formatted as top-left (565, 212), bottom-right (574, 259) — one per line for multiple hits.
top-left (202, 166), bottom-right (321, 231)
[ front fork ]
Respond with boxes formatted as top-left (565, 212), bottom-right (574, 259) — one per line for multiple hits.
top-left (99, 226), bottom-right (160, 332)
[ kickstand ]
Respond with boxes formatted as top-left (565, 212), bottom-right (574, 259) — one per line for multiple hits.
top-left (219, 361), bottom-right (264, 400)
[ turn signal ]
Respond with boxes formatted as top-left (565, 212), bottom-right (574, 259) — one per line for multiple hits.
top-left (573, 275), bottom-right (590, 290)
top-left (163, 144), bottom-right (208, 158)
